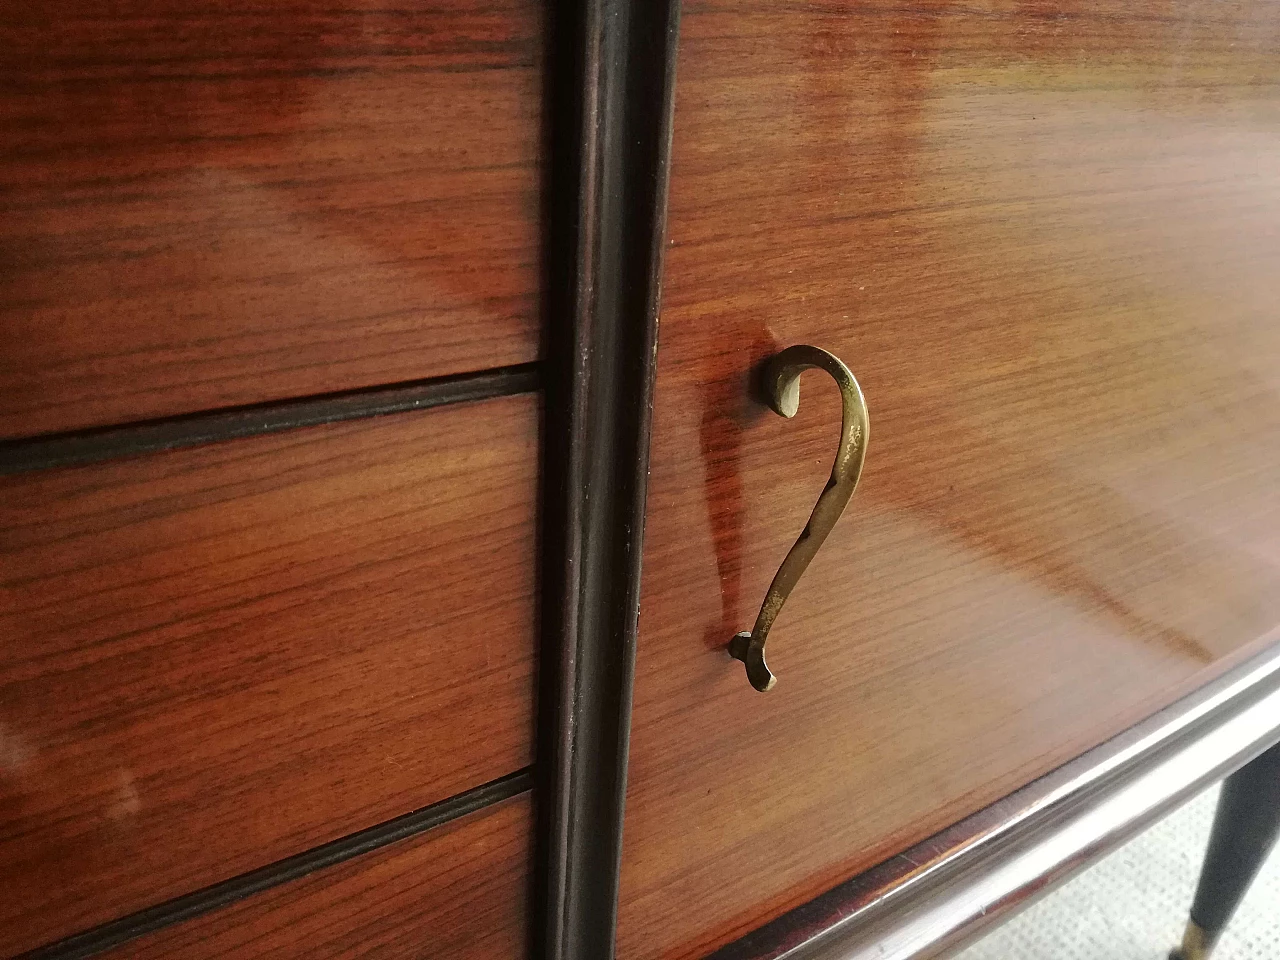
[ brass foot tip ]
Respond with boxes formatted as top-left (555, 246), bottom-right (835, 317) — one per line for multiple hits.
top-left (1173, 921), bottom-right (1216, 960)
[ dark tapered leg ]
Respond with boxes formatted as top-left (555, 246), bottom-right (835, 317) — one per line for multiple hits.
top-left (1171, 741), bottom-right (1280, 960)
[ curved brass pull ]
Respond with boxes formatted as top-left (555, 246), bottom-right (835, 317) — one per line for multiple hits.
top-left (728, 344), bottom-right (870, 692)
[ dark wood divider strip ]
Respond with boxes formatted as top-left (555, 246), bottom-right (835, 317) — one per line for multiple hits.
top-left (534, 2), bottom-right (682, 959)
top-left (0, 363), bottom-right (541, 477)
top-left (19, 770), bottom-right (534, 960)
top-left (708, 640), bottom-right (1280, 960)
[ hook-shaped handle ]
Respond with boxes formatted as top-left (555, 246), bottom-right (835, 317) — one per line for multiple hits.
top-left (727, 344), bottom-right (870, 691)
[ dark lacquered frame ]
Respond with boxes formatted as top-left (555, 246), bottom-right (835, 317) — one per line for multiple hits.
top-left (534, 1), bottom-right (682, 958)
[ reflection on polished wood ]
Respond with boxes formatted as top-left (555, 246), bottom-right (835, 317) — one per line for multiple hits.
top-left (99, 794), bottom-right (534, 960)
top-left (0, 396), bottom-right (539, 954)
top-left (618, 2), bottom-right (1280, 958)
top-left (0, 0), bottom-right (543, 438)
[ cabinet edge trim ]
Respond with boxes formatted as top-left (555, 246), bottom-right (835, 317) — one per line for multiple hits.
top-left (709, 638), bottom-right (1280, 960)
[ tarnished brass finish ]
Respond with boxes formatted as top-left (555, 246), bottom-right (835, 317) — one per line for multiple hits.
top-left (1171, 920), bottom-right (1216, 960)
top-left (727, 344), bottom-right (870, 692)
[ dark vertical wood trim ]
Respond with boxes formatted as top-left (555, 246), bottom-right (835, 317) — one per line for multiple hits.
top-left (536, 1), bottom-right (682, 959)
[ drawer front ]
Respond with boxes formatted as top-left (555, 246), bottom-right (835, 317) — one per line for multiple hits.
top-left (618, 3), bottom-right (1280, 959)
top-left (0, 395), bottom-right (538, 953)
top-left (0, 0), bottom-right (543, 438)
top-left (99, 793), bottom-right (533, 960)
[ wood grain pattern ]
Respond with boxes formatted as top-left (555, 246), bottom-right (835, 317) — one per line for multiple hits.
top-left (706, 641), bottom-right (1280, 960)
top-left (99, 793), bottom-right (534, 960)
top-left (0, 395), bottom-right (539, 954)
top-left (618, 2), bottom-right (1280, 958)
top-left (0, 0), bottom-right (543, 439)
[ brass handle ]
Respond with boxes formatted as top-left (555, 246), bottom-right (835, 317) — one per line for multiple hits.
top-left (728, 344), bottom-right (870, 692)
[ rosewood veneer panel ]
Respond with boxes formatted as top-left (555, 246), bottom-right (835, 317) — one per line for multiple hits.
top-left (0, 0), bottom-right (543, 437)
top-left (0, 395), bottom-right (539, 953)
top-left (100, 794), bottom-right (534, 960)
top-left (618, 2), bottom-right (1280, 957)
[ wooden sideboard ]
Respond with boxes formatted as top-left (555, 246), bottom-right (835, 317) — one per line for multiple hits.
top-left (2, 1), bottom-right (1278, 959)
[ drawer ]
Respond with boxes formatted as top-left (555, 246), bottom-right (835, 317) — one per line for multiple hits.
top-left (99, 793), bottom-right (533, 960)
top-left (0, 0), bottom-right (543, 439)
top-left (0, 394), bottom-right (539, 954)
top-left (617, 3), bottom-right (1280, 959)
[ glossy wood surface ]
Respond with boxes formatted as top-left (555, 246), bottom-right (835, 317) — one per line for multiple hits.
top-left (100, 793), bottom-right (534, 960)
top-left (0, 395), bottom-right (539, 954)
top-left (619, 3), bottom-right (1280, 958)
top-left (707, 639), bottom-right (1280, 960)
top-left (0, 0), bottom-right (543, 439)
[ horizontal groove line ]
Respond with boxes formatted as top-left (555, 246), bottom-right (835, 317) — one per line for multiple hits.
top-left (0, 363), bottom-right (541, 476)
top-left (20, 768), bottom-right (534, 960)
